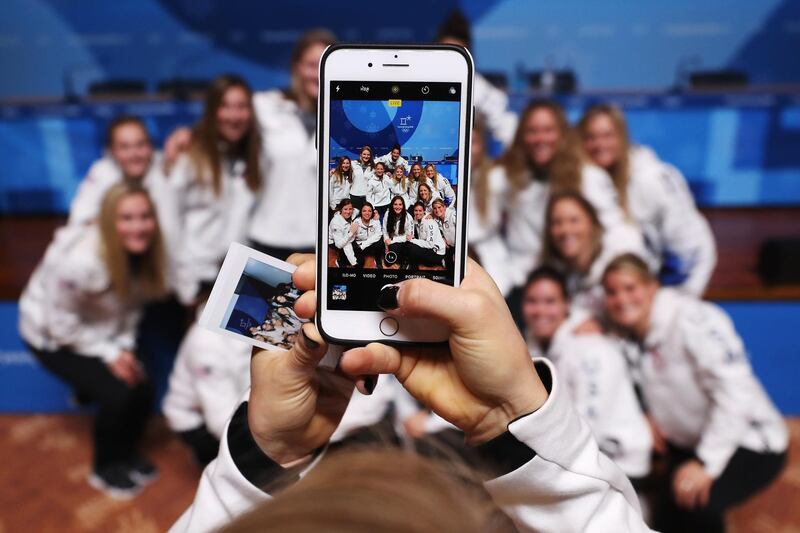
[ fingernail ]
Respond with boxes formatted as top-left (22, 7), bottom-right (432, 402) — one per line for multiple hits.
top-left (377, 285), bottom-right (399, 311)
top-left (363, 375), bottom-right (376, 395)
top-left (301, 327), bottom-right (319, 349)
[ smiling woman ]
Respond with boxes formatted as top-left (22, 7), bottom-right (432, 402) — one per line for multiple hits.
top-left (18, 182), bottom-right (167, 499)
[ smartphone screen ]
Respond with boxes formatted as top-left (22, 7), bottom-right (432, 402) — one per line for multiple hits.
top-left (326, 80), bottom-right (464, 311)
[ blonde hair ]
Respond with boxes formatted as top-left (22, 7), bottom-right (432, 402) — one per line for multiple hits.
top-left (541, 191), bottom-right (603, 271)
top-left (98, 182), bottom-right (166, 301)
top-left (602, 252), bottom-right (655, 285)
top-left (393, 164), bottom-right (408, 191)
top-left (577, 103), bottom-right (630, 215)
top-left (221, 448), bottom-right (513, 533)
top-left (424, 163), bottom-right (440, 189)
top-left (500, 99), bottom-right (583, 200)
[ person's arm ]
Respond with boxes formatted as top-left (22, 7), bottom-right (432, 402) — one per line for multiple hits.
top-left (67, 159), bottom-right (120, 226)
top-left (361, 222), bottom-right (383, 248)
top-left (657, 163), bottom-right (717, 296)
top-left (473, 72), bottom-right (518, 148)
top-left (331, 220), bottom-right (354, 250)
top-left (685, 306), bottom-right (767, 478)
top-left (554, 338), bottom-right (653, 479)
top-left (44, 259), bottom-right (130, 362)
top-left (441, 175), bottom-right (455, 205)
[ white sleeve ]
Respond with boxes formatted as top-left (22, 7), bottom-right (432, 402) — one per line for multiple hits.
top-left (488, 359), bottom-right (651, 532)
top-left (473, 73), bottom-right (518, 148)
top-left (381, 213), bottom-right (391, 241)
top-left (441, 176), bottom-right (455, 204)
top-left (657, 164), bottom-right (717, 296)
top-left (555, 338), bottom-right (652, 478)
top-left (44, 263), bottom-right (127, 362)
top-left (360, 222), bottom-right (383, 248)
top-left (684, 306), bottom-right (767, 477)
top-left (580, 165), bottom-right (628, 235)
top-left (67, 159), bottom-right (120, 226)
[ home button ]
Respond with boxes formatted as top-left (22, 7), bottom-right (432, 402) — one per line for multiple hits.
top-left (379, 317), bottom-right (399, 336)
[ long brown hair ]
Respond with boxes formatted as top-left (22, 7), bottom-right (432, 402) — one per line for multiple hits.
top-left (188, 74), bottom-right (262, 196)
top-left (331, 156), bottom-right (352, 185)
top-left (287, 29), bottom-right (337, 111)
top-left (577, 103), bottom-right (630, 215)
top-left (98, 183), bottom-right (166, 301)
top-left (221, 448), bottom-right (511, 533)
top-left (471, 115), bottom-right (493, 222)
top-left (541, 191), bottom-right (603, 271)
top-left (500, 99), bottom-right (583, 198)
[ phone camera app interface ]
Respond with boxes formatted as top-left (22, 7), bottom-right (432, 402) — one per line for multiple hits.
top-left (327, 81), bottom-right (462, 311)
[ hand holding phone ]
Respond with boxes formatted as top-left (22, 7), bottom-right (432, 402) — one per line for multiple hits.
top-left (317, 44), bottom-right (474, 345)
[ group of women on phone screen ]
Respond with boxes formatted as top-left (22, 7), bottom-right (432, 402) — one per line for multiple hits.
top-left (328, 153), bottom-right (457, 270)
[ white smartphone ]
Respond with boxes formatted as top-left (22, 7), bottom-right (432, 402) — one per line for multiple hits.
top-left (316, 44), bottom-right (473, 345)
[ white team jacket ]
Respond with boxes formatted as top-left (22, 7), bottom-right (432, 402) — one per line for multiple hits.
top-left (382, 211), bottom-right (414, 243)
top-left (473, 72), bottom-right (518, 148)
top-left (388, 177), bottom-right (411, 208)
top-left (635, 288), bottom-right (788, 477)
top-left (411, 218), bottom-right (446, 255)
top-left (375, 152), bottom-right (408, 173)
top-left (500, 163), bottom-right (641, 287)
top-left (437, 206), bottom-right (457, 247)
top-left (431, 173), bottom-right (456, 205)
top-left (68, 153), bottom-right (177, 248)
top-left (527, 312), bottom-right (652, 478)
top-left (352, 217), bottom-right (382, 250)
top-left (627, 145), bottom-right (717, 296)
top-left (366, 173), bottom-right (393, 207)
top-left (170, 358), bottom-right (651, 533)
top-left (328, 174), bottom-right (351, 211)
top-left (467, 165), bottom-right (514, 296)
top-left (18, 226), bottom-right (141, 363)
top-left (162, 317), bottom-right (252, 437)
top-left (164, 154), bottom-right (257, 304)
top-left (328, 212), bottom-right (356, 265)
top-left (248, 91), bottom-right (317, 248)
top-left (350, 160), bottom-right (374, 197)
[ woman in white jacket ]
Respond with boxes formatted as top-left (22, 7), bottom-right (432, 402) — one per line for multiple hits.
top-left (170, 256), bottom-right (651, 533)
top-left (365, 161), bottom-right (392, 219)
top-left (164, 74), bottom-right (262, 305)
top-left (19, 182), bottom-right (168, 499)
top-left (350, 146), bottom-right (375, 212)
top-left (382, 196), bottom-right (414, 267)
top-left (164, 30), bottom-right (337, 261)
top-left (424, 163), bottom-right (455, 205)
top-left (496, 99), bottom-right (639, 289)
top-left (578, 104), bottom-right (717, 296)
top-left (416, 183), bottom-right (435, 215)
top-left (375, 143), bottom-right (408, 173)
top-left (68, 116), bottom-right (175, 246)
top-left (467, 117), bottom-right (513, 296)
top-left (521, 266), bottom-right (652, 480)
top-left (602, 253), bottom-right (787, 533)
top-left (407, 201), bottom-right (446, 269)
top-left (388, 164), bottom-right (411, 208)
top-left (407, 162), bottom-right (426, 207)
top-left (542, 191), bottom-right (647, 316)
top-left (328, 199), bottom-right (357, 267)
top-left (351, 202), bottom-right (384, 268)
top-left (328, 156), bottom-right (352, 214)
top-left (162, 304), bottom-right (252, 467)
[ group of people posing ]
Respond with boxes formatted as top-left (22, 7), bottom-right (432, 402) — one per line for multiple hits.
top-left (328, 150), bottom-right (457, 270)
top-left (15, 23), bottom-right (788, 533)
